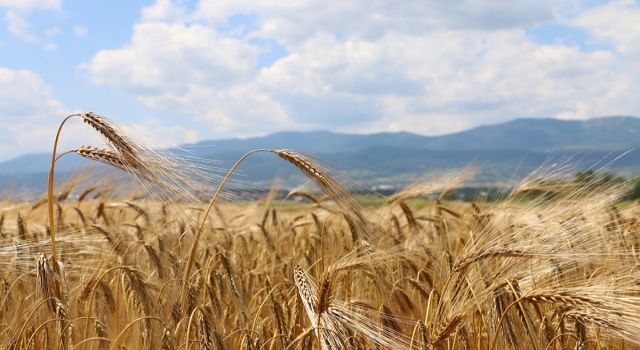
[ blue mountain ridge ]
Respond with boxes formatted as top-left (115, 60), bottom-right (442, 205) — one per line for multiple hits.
top-left (1, 116), bottom-right (639, 190)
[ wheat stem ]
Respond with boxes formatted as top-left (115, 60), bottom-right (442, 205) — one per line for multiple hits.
top-left (181, 149), bottom-right (270, 304)
top-left (48, 114), bottom-right (82, 267)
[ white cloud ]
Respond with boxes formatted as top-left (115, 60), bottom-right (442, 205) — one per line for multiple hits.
top-left (126, 118), bottom-right (200, 148)
top-left (0, 69), bottom-right (63, 118)
top-left (0, 67), bottom-right (201, 161)
top-left (0, 68), bottom-right (102, 161)
top-left (86, 20), bottom-right (293, 137)
top-left (252, 29), bottom-right (633, 133)
top-left (88, 22), bottom-right (258, 94)
top-left (1, 0), bottom-right (60, 46)
top-left (74, 26), bottom-right (88, 37)
top-left (4, 10), bottom-right (37, 42)
top-left (572, 0), bottom-right (640, 54)
top-left (45, 25), bottom-right (60, 37)
top-left (141, 0), bottom-right (187, 22)
top-left (0, 68), bottom-right (199, 161)
top-left (194, 0), bottom-right (557, 46)
top-left (0, 0), bottom-right (59, 12)
top-left (84, 0), bottom-right (640, 139)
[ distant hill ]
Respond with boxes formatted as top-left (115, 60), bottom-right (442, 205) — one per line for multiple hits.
top-left (179, 116), bottom-right (640, 154)
top-left (421, 116), bottom-right (640, 151)
top-left (2, 116), bottom-right (639, 192)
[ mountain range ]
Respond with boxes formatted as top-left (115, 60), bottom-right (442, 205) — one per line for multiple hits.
top-left (2, 116), bottom-right (640, 193)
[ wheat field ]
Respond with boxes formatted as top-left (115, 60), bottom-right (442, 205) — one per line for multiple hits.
top-left (0, 113), bottom-right (639, 349)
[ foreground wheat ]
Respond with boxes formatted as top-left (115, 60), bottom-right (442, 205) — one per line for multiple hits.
top-left (1, 115), bottom-right (638, 349)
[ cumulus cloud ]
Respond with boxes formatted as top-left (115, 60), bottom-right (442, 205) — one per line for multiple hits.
top-left (0, 68), bottom-right (73, 160)
top-left (194, 0), bottom-right (557, 44)
top-left (0, 69), bottom-right (67, 121)
top-left (87, 20), bottom-right (293, 137)
top-left (0, 0), bottom-right (59, 12)
top-left (84, 0), bottom-right (640, 138)
top-left (0, 68), bottom-right (202, 162)
top-left (4, 10), bottom-right (37, 42)
top-left (141, 0), bottom-right (187, 22)
top-left (572, 0), bottom-right (640, 54)
top-left (1, 0), bottom-right (61, 47)
top-left (125, 118), bottom-right (200, 148)
top-left (88, 22), bottom-right (258, 94)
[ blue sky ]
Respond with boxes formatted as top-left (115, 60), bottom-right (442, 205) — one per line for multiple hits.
top-left (0, 0), bottom-right (639, 161)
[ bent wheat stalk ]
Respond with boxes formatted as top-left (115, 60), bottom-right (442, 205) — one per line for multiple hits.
top-left (48, 113), bottom-right (83, 267)
top-left (48, 113), bottom-right (139, 265)
top-left (181, 149), bottom-right (370, 303)
top-left (180, 149), bottom-right (269, 304)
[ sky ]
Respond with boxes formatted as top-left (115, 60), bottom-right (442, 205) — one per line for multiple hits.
top-left (0, 0), bottom-right (639, 161)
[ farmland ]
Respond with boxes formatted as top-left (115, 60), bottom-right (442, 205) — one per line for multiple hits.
top-left (0, 114), bottom-right (639, 349)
